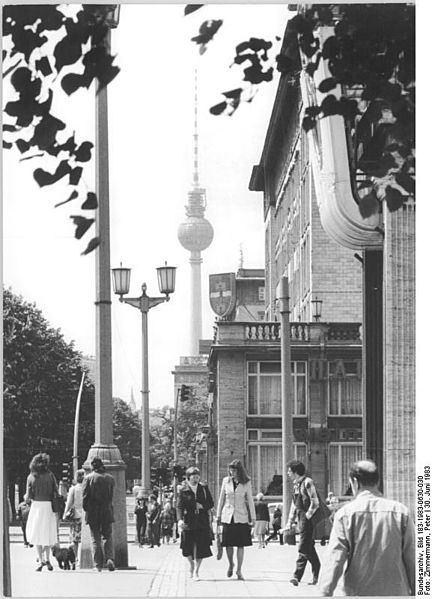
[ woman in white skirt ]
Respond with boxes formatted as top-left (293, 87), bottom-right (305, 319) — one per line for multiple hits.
top-left (25, 453), bottom-right (59, 571)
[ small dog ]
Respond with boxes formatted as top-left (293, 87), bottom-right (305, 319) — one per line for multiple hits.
top-left (52, 543), bottom-right (76, 570)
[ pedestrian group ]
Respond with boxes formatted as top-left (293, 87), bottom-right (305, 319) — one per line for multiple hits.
top-left (22, 452), bottom-right (415, 595)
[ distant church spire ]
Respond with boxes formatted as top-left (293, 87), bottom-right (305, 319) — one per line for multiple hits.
top-left (177, 69), bottom-right (214, 355)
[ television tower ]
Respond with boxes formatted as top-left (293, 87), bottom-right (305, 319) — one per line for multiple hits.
top-left (177, 72), bottom-right (214, 355)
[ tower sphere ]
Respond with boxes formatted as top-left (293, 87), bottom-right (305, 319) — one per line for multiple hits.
top-left (177, 216), bottom-right (214, 252)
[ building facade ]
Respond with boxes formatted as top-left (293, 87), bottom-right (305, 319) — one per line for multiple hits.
top-left (248, 14), bottom-right (415, 513)
top-left (208, 321), bottom-right (362, 500)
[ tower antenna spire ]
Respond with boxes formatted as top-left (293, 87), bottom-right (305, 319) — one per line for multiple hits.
top-left (193, 68), bottom-right (199, 187)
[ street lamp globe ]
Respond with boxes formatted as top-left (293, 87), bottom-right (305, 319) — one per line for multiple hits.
top-left (157, 262), bottom-right (177, 296)
top-left (112, 263), bottom-right (131, 298)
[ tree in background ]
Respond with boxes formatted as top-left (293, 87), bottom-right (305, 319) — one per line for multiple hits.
top-left (112, 397), bottom-right (141, 481)
top-left (149, 396), bottom-right (209, 472)
top-left (3, 288), bottom-right (95, 512)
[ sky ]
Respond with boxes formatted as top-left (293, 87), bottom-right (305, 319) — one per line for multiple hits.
top-left (3, 3), bottom-right (290, 409)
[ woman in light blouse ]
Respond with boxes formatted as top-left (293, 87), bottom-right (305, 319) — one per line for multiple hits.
top-left (216, 459), bottom-right (256, 580)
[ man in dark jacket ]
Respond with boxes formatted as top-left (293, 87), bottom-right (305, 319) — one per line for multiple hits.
top-left (82, 457), bottom-right (115, 572)
top-left (282, 459), bottom-right (320, 586)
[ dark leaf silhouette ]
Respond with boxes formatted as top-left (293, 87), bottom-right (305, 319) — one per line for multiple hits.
top-left (81, 192), bottom-right (98, 210)
top-left (184, 5), bottom-right (204, 16)
top-left (222, 88), bottom-right (243, 100)
top-left (16, 139), bottom-right (31, 154)
top-left (74, 141), bottom-right (93, 163)
top-left (358, 191), bottom-right (379, 218)
top-left (30, 114), bottom-right (66, 151)
top-left (69, 166), bottom-right (83, 186)
top-left (318, 77), bottom-right (336, 93)
top-left (54, 190), bottom-right (79, 208)
top-left (191, 20), bottom-right (223, 45)
top-left (385, 186), bottom-right (405, 212)
top-left (70, 216), bottom-right (95, 240)
top-left (210, 101), bottom-right (228, 116)
top-left (302, 115), bottom-right (316, 132)
top-left (35, 56), bottom-right (52, 76)
top-left (33, 160), bottom-right (71, 187)
top-left (3, 141), bottom-right (13, 149)
top-left (395, 173), bottom-right (415, 195)
top-left (10, 66), bottom-right (32, 92)
top-left (61, 72), bottom-right (89, 95)
top-left (3, 125), bottom-right (17, 133)
top-left (54, 34), bottom-right (83, 71)
top-left (81, 236), bottom-right (100, 256)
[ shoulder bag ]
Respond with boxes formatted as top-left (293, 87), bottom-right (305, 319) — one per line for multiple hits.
top-left (301, 480), bottom-right (331, 526)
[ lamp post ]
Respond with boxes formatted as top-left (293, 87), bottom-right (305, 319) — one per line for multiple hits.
top-left (80, 4), bottom-right (131, 571)
top-left (277, 276), bottom-right (294, 527)
top-left (112, 262), bottom-right (176, 494)
top-left (312, 296), bottom-right (323, 322)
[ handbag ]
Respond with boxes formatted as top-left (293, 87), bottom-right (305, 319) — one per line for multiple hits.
top-left (310, 491), bottom-right (331, 526)
top-left (64, 507), bottom-right (76, 521)
top-left (216, 529), bottom-right (223, 560)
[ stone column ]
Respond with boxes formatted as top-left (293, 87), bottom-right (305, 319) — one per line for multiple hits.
top-left (382, 201), bottom-right (415, 514)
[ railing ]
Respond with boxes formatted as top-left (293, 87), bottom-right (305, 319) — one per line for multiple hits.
top-left (212, 321), bottom-right (362, 344)
top-left (245, 322), bottom-right (312, 341)
top-left (327, 323), bottom-right (361, 341)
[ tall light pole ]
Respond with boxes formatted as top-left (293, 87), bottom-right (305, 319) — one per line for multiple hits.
top-left (277, 276), bottom-right (294, 525)
top-left (80, 4), bottom-right (131, 570)
top-left (112, 263), bottom-right (176, 494)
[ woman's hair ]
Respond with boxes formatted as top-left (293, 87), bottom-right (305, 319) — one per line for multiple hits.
top-left (256, 492), bottom-right (264, 501)
top-left (185, 466), bottom-right (200, 479)
top-left (29, 453), bottom-right (50, 474)
top-left (75, 469), bottom-right (85, 484)
top-left (228, 459), bottom-right (250, 484)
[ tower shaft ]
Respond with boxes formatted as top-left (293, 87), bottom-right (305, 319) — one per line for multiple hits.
top-left (189, 251), bottom-right (203, 355)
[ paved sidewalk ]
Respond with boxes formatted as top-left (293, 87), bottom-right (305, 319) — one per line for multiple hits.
top-left (9, 540), bottom-right (337, 597)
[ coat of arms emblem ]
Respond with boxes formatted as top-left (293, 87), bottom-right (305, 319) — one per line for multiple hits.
top-left (209, 273), bottom-right (236, 318)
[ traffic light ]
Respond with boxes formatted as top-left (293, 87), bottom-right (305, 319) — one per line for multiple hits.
top-left (180, 384), bottom-right (194, 402)
top-left (62, 462), bottom-right (70, 483)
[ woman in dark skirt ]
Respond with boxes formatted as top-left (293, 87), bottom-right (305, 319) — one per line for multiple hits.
top-left (216, 459), bottom-right (256, 580)
top-left (176, 467), bottom-right (214, 581)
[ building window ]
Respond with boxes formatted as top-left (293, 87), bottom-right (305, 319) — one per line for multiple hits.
top-left (247, 430), bottom-right (306, 494)
top-left (328, 360), bottom-right (362, 415)
top-left (247, 361), bottom-right (307, 416)
top-left (258, 286), bottom-right (265, 302)
top-left (328, 443), bottom-right (362, 496)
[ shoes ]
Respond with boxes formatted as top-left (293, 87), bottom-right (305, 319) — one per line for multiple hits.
top-left (193, 573), bottom-right (200, 581)
top-left (45, 561), bottom-right (53, 571)
top-left (35, 563), bottom-right (44, 572)
top-left (107, 559), bottom-right (115, 571)
top-left (308, 576), bottom-right (319, 585)
top-left (290, 578), bottom-right (299, 586)
top-left (227, 565), bottom-right (234, 578)
top-left (148, 545), bottom-right (154, 549)
top-left (236, 571), bottom-right (244, 581)
top-left (93, 567), bottom-right (103, 572)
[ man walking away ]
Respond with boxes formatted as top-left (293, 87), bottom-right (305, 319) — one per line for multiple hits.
top-left (281, 459), bottom-right (320, 586)
top-left (319, 459), bottom-right (415, 596)
top-left (82, 457), bottom-right (115, 572)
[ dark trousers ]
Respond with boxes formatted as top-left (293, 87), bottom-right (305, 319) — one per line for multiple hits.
top-left (293, 516), bottom-right (320, 581)
top-left (266, 525), bottom-right (283, 545)
top-left (148, 521), bottom-right (160, 547)
top-left (89, 521), bottom-right (113, 569)
top-left (136, 520), bottom-right (146, 545)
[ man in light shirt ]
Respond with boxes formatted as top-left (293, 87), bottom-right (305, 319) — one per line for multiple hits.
top-left (319, 459), bottom-right (415, 596)
top-left (281, 459), bottom-right (320, 586)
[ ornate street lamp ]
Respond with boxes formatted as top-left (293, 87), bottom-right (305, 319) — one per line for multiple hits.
top-left (312, 296), bottom-right (323, 322)
top-left (112, 263), bottom-right (176, 493)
